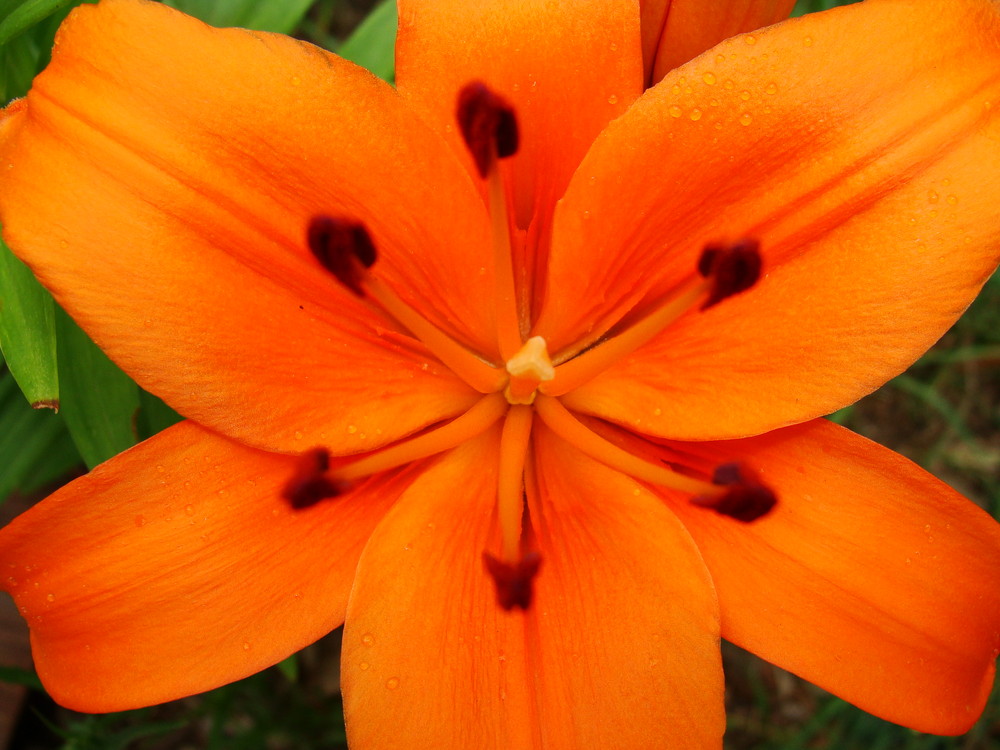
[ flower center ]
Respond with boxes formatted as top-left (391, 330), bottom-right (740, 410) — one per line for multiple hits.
top-left (284, 80), bottom-right (776, 612)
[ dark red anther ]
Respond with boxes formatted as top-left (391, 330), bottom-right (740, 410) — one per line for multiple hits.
top-left (456, 81), bottom-right (519, 178)
top-left (483, 551), bottom-right (541, 611)
top-left (697, 238), bottom-right (762, 310)
top-left (282, 447), bottom-right (349, 509)
top-left (691, 462), bottom-right (776, 522)
top-left (307, 216), bottom-right (377, 296)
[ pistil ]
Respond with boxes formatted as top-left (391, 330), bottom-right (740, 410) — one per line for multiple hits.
top-left (504, 335), bottom-right (555, 405)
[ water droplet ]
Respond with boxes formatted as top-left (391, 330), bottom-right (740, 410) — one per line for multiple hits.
top-left (739, 113), bottom-right (753, 126)
top-left (607, 94), bottom-right (618, 105)
top-left (668, 105), bottom-right (682, 118)
top-left (294, 431), bottom-right (303, 440)
top-left (134, 515), bottom-right (146, 528)
top-left (512, 82), bottom-right (520, 92)
top-left (689, 108), bottom-right (703, 121)
top-left (185, 505), bottom-right (196, 517)
top-left (347, 425), bottom-right (358, 434)
top-left (709, 98), bottom-right (720, 107)
top-left (739, 90), bottom-right (751, 101)
top-left (702, 72), bottom-right (716, 85)
top-left (632, 488), bottom-right (641, 497)
top-left (765, 83), bottom-right (778, 95)
top-left (653, 407), bottom-right (662, 416)
top-left (242, 641), bottom-right (251, 650)
top-left (744, 34), bottom-right (757, 46)
top-left (291, 76), bottom-right (301, 87)
top-left (6, 577), bottom-right (17, 587)
top-left (609, 41), bottom-right (618, 52)
top-left (46, 593), bottom-right (55, 602)
top-left (715, 54), bottom-right (726, 64)
top-left (803, 36), bottom-right (814, 47)
top-left (671, 84), bottom-right (681, 96)
top-left (581, 210), bottom-right (590, 220)
top-left (386, 677), bottom-right (400, 690)
top-left (723, 79), bottom-right (735, 90)
top-left (946, 194), bottom-right (958, 206)
top-left (156, 465), bottom-right (165, 473)
top-left (684, 86), bottom-right (693, 94)
top-left (184, 481), bottom-right (191, 490)
top-left (362, 633), bottom-right (375, 647)
top-left (927, 189), bottom-right (940, 204)
top-left (359, 661), bottom-right (370, 671)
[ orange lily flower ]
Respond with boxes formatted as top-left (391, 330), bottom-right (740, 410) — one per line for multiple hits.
top-left (2, 0), bottom-right (1000, 746)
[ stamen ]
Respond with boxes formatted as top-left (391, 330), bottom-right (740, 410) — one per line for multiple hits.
top-left (698, 238), bottom-right (762, 310)
top-left (307, 214), bottom-right (506, 394)
top-left (307, 217), bottom-right (377, 297)
top-left (456, 81), bottom-right (523, 359)
top-left (497, 405), bottom-right (534, 561)
top-left (456, 81), bottom-right (519, 179)
top-left (505, 336), bottom-right (555, 405)
top-left (543, 277), bottom-right (705, 396)
top-left (534, 395), bottom-right (720, 496)
top-left (332, 393), bottom-right (508, 481)
top-left (282, 448), bottom-right (350, 509)
top-left (483, 551), bottom-right (541, 611)
top-left (691, 462), bottom-right (777, 522)
top-left (544, 238), bottom-right (762, 396)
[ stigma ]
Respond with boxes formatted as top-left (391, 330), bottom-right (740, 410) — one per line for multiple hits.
top-left (504, 336), bottom-right (554, 404)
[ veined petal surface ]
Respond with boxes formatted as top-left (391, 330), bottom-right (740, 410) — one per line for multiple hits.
top-left (542, 0), bottom-right (1000, 439)
top-left (0, 0), bottom-right (491, 454)
top-left (396, 0), bottom-right (643, 234)
top-left (342, 425), bottom-right (723, 749)
top-left (0, 421), bottom-right (415, 711)
top-left (651, 419), bottom-right (1000, 734)
top-left (641, 0), bottom-right (797, 85)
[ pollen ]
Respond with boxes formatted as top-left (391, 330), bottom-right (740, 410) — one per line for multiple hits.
top-left (504, 336), bottom-right (554, 404)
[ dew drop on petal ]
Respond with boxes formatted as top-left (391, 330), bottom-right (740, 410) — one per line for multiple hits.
top-left (46, 593), bottom-right (55, 602)
top-left (185, 504), bottom-right (195, 516)
top-left (607, 94), bottom-right (618, 105)
top-left (362, 633), bottom-right (375, 647)
top-left (702, 72), bottom-right (716, 85)
top-left (668, 105), bottom-right (682, 118)
top-left (739, 113), bottom-right (753, 126)
top-left (360, 661), bottom-right (370, 671)
top-left (765, 83), bottom-right (778, 95)
top-left (739, 90), bottom-right (751, 101)
top-left (689, 109), bottom-right (703, 121)
top-left (927, 189), bottom-right (940, 204)
top-left (946, 194), bottom-right (958, 205)
top-left (744, 34), bottom-right (757, 46)
top-left (243, 642), bottom-right (251, 651)
top-left (804, 36), bottom-right (814, 47)
top-left (386, 677), bottom-right (400, 690)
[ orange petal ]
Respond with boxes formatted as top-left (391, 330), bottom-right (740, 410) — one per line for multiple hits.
top-left (540, 0), bottom-right (1000, 439)
top-left (653, 420), bottom-right (1000, 734)
top-left (0, 420), bottom-right (415, 711)
top-left (395, 0), bottom-right (642, 237)
top-left (642, 0), bottom-right (797, 85)
top-left (0, 0), bottom-right (491, 454)
top-left (342, 423), bottom-right (724, 748)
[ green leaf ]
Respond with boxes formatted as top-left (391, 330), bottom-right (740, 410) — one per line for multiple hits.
top-left (136, 388), bottom-right (183, 441)
top-left (164, 0), bottom-right (313, 32)
top-left (0, 0), bottom-right (75, 46)
top-left (337, 0), bottom-right (397, 82)
top-left (0, 237), bottom-right (58, 408)
top-left (0, 367), bottom-right (78, 501)
top-left (56, 307), bottom-right (140, 468)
